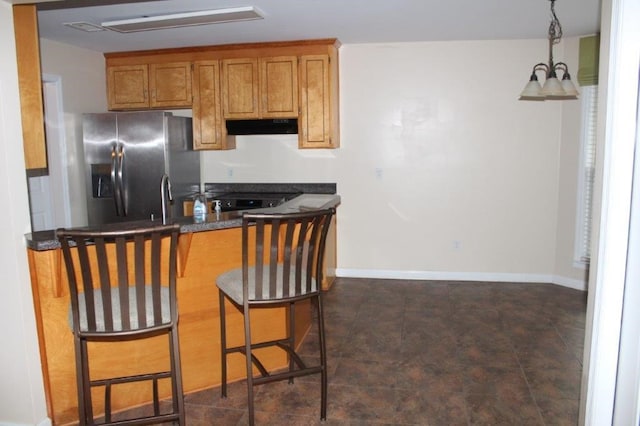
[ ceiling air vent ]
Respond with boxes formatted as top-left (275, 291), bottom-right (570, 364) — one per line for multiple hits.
top-left (63, 22), bottom-right (105, 32)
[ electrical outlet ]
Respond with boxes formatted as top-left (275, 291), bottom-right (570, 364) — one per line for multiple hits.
top-left (453, 240), bottom-right (462, 250)
top-left (227, 168), bottom-right (233, 178)
top-left (375, 168), bottom-right (383, 179)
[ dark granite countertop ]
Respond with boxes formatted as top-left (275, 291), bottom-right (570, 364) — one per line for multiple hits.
top-left (26, 193), bottom-right (340, 251)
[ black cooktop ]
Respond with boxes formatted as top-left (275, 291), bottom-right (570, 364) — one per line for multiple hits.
top-left (210, 192), bottom-right (301, 211)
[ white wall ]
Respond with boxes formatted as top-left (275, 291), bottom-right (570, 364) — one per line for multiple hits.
top-left (0, 2), bottom-right (49, 425)
top-left (202, 39), bottom-right (585, 287)
top-left (39, 39), bottom-right (107, 113)
top-left (39, 39), bottom-right (108, 227)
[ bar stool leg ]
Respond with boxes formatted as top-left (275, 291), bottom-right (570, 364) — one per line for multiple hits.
top-left (316, 295), bottom-right (328, 420)
top-left (244, 305), bottom-right (255, 426)
top-left (219, 289), bottom-right (228, 398)
top-left (288, 302), bottom-right (295, 384)
top-left (77, 338), bottom-right (92, 425)
top-left (170, 329), bottom-right (186, 425)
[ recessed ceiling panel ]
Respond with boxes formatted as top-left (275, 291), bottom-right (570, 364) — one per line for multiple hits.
top-left (101, 6), bottom-right (263, 33)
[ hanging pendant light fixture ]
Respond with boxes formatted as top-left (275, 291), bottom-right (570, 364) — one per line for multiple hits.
top-left (519, 0), bottom-right (579, 101)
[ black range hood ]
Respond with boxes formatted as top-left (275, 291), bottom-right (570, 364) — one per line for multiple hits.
top-left (226, 118), bottom-right (298, 135)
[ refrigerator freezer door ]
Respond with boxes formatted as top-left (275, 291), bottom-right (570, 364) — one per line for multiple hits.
top-left (84, 113), bottom-right (120, 225)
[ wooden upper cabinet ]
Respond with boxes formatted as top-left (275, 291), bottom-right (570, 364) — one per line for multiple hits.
top-left (107, 64), bottom-right (149, 109)
top-left (107, 62), bottom-right (192, 110)
top-left (260, 56), bottom-right (298, 118)
top-left (105, 39), bottom-right (340, 149)
top-left (192, 61), bottom-right (235, 150)
top-left (13, 4), bottom-right (47, 170)
top-left (149, 62), bottom-right (192, 108)
top-left (222, 56), bottom-right (298, 119)
top-left (299, 54), bottom-right (339, 149)
top-left (221, 58), bottom-right (259, 119)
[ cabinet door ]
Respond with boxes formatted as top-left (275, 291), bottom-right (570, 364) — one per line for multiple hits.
top-left (192, 61), bottom-right (235, 150)
top-left (149, 62), bottom-right (192, 108)
top-left (259, 56), bottom-right (298, 118)
top-left (221, 58), bottom-right (259, 119)
top-left (107, 65), bottom-right (149, 110)
top-left (299, 55), bottom-right (335, 148)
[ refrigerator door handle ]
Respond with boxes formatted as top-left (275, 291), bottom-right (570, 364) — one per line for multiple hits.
top-left (110, 144), bottom-right (123, 216)
top-left (117, 144), bottom-right (127, 216)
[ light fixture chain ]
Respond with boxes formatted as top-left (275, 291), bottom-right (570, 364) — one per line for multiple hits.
top-left (548, 0), bottom-right (563, 47)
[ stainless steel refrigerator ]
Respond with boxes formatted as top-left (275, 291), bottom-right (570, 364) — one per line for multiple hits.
top-left (83, 111), bottom-right (200, 225)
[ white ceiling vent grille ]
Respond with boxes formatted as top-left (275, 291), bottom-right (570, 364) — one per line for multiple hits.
top-left (63, 22), bottom-right (105, 32)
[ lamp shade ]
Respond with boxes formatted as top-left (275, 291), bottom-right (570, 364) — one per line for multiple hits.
top-left (561, 77), bottom-right (580, 97)
top-left (519, 79), bottom-right (544, 100)
top-left (541, 77), bottom-right (565, 96)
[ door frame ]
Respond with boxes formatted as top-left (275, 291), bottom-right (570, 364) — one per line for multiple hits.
top-left (580, 0), bottom-right (640, 423)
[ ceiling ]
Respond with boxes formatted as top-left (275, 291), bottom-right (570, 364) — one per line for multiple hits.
top-left (16, 0), bottom-right (601, 53)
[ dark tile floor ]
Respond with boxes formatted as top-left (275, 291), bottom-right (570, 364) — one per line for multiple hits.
top-left (136, 277), bottom-right (588, 425)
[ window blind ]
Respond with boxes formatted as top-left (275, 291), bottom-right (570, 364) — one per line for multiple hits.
top-left (575, 85), bottom-right (598, 263)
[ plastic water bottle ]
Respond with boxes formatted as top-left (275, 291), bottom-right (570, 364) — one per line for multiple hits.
top-left (193, 193), bottom-right (207, 223)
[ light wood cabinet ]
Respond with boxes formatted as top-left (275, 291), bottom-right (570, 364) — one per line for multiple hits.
top-left (192, 61), bottom-right (235, 150)
top-left (149, 62), bottom-right (192, 108)
top-left (107, 62), bottom-right (192, 110)
top-left (13, 4), bottom-right (47, 170)
top-left (260, 56), bottom-right (298, 118)
top-left (221, 58), bottom-right (259, 119)
top-left (107, 64), bottom-right (149, 109)
top-left (299, 54), bottom-right (339, 148)
top-left (222, 56), bottom-right (298, 119)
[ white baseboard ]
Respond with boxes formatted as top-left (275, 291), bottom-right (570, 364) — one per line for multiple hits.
top-left (0, 419), bottom-right (51, 426)
top-left (335, 268), bottom-right (587, 291)
top-left (551, 275), bottom-right (588, 291)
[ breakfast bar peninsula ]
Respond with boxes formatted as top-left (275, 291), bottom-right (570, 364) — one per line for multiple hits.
top-left (25, 193), bottom-right (339, 425)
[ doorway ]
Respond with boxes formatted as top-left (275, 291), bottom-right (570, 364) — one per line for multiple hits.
top-left (27, 75), bottom-right (72, 231)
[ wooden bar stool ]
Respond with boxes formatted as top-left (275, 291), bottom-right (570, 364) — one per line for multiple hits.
top-left (57, 223), bottom-right (185, 425)
top-left (216, 208), bottom-right (335, 425)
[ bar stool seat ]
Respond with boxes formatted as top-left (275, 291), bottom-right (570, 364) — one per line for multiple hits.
top-left (217, 264), bottom-right (318, 303)
top-left (70, 286), bottom-right (171, 332)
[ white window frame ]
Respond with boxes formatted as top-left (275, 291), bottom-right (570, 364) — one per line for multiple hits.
top-left (574, 84), bottom-right (598, 267)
